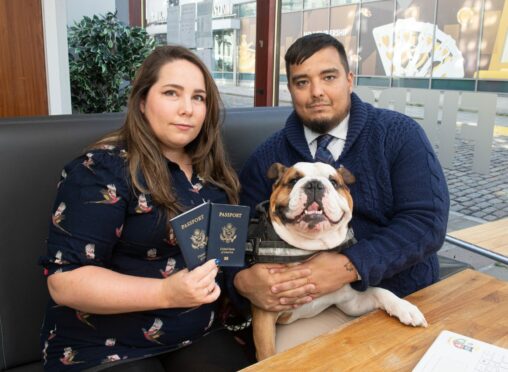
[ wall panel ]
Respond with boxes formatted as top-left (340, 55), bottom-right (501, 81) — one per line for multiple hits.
top-left (0, 0), bottom-right (48, 117)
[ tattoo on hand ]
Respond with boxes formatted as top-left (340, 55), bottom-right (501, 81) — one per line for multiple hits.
top-left (344, 260), bottom-right (354, 273)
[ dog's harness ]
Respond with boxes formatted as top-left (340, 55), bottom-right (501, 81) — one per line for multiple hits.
top-left (246, 201), bottom-right (356, 264)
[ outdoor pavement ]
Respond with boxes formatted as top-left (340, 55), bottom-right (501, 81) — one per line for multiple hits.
top-left (217, 83), bottom-right (508, 281)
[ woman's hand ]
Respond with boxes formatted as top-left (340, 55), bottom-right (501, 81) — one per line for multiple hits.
top-left (162, 259), bottom-right (221, 308)
top-left (47, 260), bottom-right (221, 314)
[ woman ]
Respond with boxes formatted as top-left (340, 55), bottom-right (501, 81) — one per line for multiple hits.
top-left (39, 45), bottom-right (251, 371)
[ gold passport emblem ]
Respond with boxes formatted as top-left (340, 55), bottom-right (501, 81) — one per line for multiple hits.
top-left (220, 223), bottom-right (237, 243)
top-left (190, 229), bottom-right (207, 249)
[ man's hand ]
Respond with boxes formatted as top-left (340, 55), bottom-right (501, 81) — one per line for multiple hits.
top-left (270, 253), bottom-right (359, 304)
top-left (233, 263), bottom-right (315, 312)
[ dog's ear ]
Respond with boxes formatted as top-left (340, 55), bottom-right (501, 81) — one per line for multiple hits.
top-left (267, 163), bottom-right (287, 182)
top-left (338, 166), bottom-right (355, 185)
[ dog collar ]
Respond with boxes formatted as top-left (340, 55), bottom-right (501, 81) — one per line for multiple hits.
top-left (246, 201), bottom-right (357, 264)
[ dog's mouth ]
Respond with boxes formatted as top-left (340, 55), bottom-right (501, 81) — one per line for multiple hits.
top-left (302, 201), bottom-right (324, 220)
top-left (279, 201), bottom-right (343, 226)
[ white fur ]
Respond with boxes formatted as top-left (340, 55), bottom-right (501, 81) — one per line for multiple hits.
top-left (273, 162), bottom-right (352, 251)
top-left (272, 162), bottom-right (428, 328)
top-left (279, 285), bottom-right (427, 328)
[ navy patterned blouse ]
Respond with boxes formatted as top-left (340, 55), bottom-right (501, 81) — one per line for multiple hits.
top-left (39, 147), bottom-right (232, 371)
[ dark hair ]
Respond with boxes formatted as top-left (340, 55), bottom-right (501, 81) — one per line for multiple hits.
top-left (285, 33), bottom-right (349, 81)
top-left (92, 45), bottom-right (240, 219)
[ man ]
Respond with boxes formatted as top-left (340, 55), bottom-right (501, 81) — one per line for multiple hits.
top-left (233, 33), bottom-right (449, 352)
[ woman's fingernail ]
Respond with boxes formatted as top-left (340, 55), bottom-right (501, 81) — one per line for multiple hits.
top-left (215, 258), bottom-right (221, 265)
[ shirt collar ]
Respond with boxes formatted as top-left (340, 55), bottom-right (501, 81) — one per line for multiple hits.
top-left (304, 114), bottom-right (350, 146)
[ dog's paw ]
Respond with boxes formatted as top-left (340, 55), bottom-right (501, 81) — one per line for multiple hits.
top-left (385, 299), bottom-right (428, 328)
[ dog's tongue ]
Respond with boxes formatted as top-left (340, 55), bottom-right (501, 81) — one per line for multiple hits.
top-left (307, 201), bottom-right (320, 212)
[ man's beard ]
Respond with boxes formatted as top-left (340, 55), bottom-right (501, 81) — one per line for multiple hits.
top-left (301, 117), bottom-right (339, 134)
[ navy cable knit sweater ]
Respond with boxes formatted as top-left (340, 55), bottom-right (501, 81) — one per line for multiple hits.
top-left (239, 93), bottom-right (450, 297)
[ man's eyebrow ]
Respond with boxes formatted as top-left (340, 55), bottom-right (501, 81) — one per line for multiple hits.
top-left (291, 73), bottom-right (308, 83)
top-left (320, 68), bottom-right (340, 75)
top-left (291, 67), bottom-right (340, 83)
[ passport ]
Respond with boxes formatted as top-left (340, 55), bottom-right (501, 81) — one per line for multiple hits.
top-left (207, 203), bottom-right (250, 267)
top-left (170, 201), bottom-right (211, 270)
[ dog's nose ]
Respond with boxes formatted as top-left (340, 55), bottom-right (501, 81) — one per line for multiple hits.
top-left (304, 180), bottom-right (324, 200)
top-left (305, 180), bottom-right (324, 190)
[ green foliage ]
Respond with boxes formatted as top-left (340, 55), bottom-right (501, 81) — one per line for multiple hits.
top-left (68, 12), bottom-right (155, 113)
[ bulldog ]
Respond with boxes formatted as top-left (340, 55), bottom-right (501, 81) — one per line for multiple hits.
top-left (251, 162), bottom-right (427, 360)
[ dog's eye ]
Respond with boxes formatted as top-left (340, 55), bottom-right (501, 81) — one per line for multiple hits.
top-left (288, 178), bottom-right (300, 186)
top-left (329, 179), bottom-right (339, 188)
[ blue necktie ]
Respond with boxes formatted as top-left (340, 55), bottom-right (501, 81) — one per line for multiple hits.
top-left (315, 134), bottom-right (335, 164)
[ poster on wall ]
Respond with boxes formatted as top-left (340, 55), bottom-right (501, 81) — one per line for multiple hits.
top-left (180, 3), bottom-right (196, 48)
top-left (197, 0), bottom-right (213, 49)
top-left (167, 6), bottom-right (180, 45)
top-left (238, 18), bottom-right (256, 74)
top-left (330, 4), bottom-right (360, 73)
top-left (478, 0), bottom-right (508, 79)
top-left (435, 0), bottom-right (481, 78)
top-left (373, 19), bottom-right (465, 77)
top-left (358, 0), bottom-right (394, 76)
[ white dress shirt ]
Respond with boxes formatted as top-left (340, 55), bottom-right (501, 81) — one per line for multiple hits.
top-left (305, 114), bottom-right (349, 161)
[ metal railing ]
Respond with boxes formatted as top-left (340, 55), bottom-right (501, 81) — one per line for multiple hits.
top-left (445, 235), bottom-right (508, 266)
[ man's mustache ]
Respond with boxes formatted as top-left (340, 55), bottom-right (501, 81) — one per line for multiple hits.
top-left (306, 100), bottom-right (331, 108)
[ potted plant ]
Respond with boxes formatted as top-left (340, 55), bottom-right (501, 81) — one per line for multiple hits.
top-left (68, 12), bottom-right (155, 113)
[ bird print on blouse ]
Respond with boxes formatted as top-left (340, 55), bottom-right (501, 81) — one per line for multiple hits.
top-left (85, 243), bottom-right (95, 260)
top-left (60, 347), bottom-right (84, 366)
top-left (87, 184), bottom-right (121, 204)
top-left (189, 175), bottom-right (205, 193)
top-left (82, 153), bottom-right (95, 174)
top-left (76, 310), bottom-right (96, 329)
top-left (40, 148), bottom-right (231, 369)
top-left (190, 182), bottom-right (203, 193)
top-left (54, 250), bottom-right (69, 265)
top-left (42, 325), bottom-right (57, 365)
top-left (52, 202), bottom-right (71, 235)
top-left (206, 311), bottom-right (215, 330)
top-left (143, 318), bottom-right (164, 344)
top-left (160, 257), bottom-right (177, 278)
top-left (135, 194), bottom-right (152, 213)
top-left (178, 340), bottom-right (192, 348)
top-left (105, 338), bottom-right (116, 347)
top-left (146, 248), bottom-right (160, 261)
top-left (42, 341), bottom-right (49, 365)
top-left (115, 224), bottom-right (123, 238)
top-left (164, 227), bottom-right (177, 246)
top-left (99, 144), bottom-right (116, 151)
top-left (57, 169), bottom-right (67, 188)
top-left (101, 354), bottom-right (127, 364)
top-left (48, 325), bottom-right (57, 340)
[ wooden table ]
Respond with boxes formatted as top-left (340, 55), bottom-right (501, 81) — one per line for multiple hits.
top-left (242, 269), bottom-right (508, 371)
top-left (448, 217), bottom-right (508, 257)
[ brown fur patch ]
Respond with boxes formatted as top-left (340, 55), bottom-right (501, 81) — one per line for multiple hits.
top-left (338, 166), bottom-right (355, 185)
top-left (277, 312), bottom-right (293, 324)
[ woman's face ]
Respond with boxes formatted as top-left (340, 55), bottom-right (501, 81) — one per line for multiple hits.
top-left (141, 59), bottom-right (207, 159)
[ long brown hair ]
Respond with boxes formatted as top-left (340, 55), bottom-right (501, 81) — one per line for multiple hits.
top-left (93, 45), bottom-right (240, 219)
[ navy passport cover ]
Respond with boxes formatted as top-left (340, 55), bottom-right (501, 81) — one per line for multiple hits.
top-left (207, 203), bottom-right (250, 267)
top-left (170, 201), bottom-right (210, 270)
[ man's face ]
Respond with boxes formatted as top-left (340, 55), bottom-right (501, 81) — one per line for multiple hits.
top-left (287, 47), bottom-right (353, 134)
